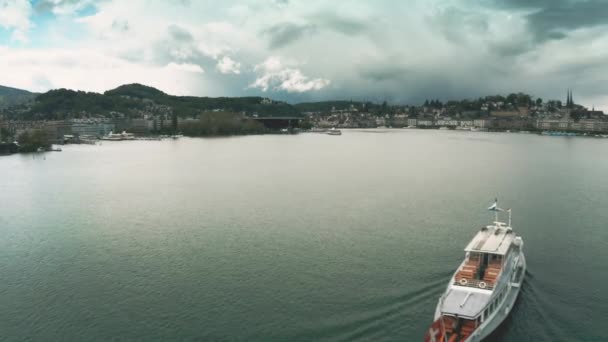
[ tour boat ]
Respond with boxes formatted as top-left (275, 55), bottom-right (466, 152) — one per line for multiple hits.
top-left (100, 131), bottom-right (135, 141)
top-left (326, 128), bottom-right (342, 135)
top-left (425, 200), bottom-right (526, 342)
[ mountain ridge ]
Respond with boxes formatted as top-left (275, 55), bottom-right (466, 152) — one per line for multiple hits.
top-left (2, 83), bottom-right (301, 120)
top-left (0, 85), bottom-right (37, 109)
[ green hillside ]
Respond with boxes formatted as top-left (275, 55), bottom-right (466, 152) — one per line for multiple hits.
top-left (0, 85), bottom-right (37, 109)
top-left (8, 83), bottom-right (301, 120)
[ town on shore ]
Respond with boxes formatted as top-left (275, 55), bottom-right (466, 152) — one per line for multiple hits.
top-left (1, 84), bottom-right (607, 155)
top-left (305, 89), bottom-right (606, 133)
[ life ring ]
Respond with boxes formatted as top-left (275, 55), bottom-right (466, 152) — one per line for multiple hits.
top-left (479, 281), bottom-right (487, 289)
top-left (459, 278), bottom-right (468, 286)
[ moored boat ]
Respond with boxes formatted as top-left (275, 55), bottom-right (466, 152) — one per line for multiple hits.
top-left (326, 128), bottom-right (342, 135)
top-left (100, 131), bottom-right (135, 141)
top-left (425, 200), bottom-right (526, 342)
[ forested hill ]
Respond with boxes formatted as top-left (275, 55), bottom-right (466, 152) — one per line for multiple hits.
top-left (0, 85), bottom-right (37, 109)
top-left (9, 83), bottom-right (301, 120)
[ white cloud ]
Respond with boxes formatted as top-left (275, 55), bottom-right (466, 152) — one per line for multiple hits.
top-left (40, 0), bottom-right (98, 16)
top-left (165, 62), bottom-right (204, 73)
top-left (0, 47), bottom-right (202, 95)
top-left (250, 56), bottom-right (330, 93)
top-left (216, 56), bottom-right (241, 74)
top-left (0, 0), bottom-right (32, 42)
top-left (2, 0), bottom-right (608, 109)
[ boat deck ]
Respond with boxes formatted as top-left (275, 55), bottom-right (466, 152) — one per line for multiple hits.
top-left (442, 316), bottom-right (478, 342)
top-left (454, 253), bottom-right (503, 290)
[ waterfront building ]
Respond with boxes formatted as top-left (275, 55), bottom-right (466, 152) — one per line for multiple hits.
top-left (129, 118), bottom-right (151, 134)
top-left (70, 119), bottom-right (115, 138)
top-left (492, 118), bottom-right (532, 130)
top-left (459, 120), bottom-right (473, 127)
top-left (473, 119), bottom-right (488, 128)
top-left (375, 117), bottom-right (386, 127)
top-left (417, 119), bottom-right (434, 127)
top-left (44, 121), bottom-right (72, 142)
top-left (436, 119), bottom-right (458, 126)
top-left (535, 117), bottom-right (607, 132)
top-left (535, 118), bottom-right (569, 130)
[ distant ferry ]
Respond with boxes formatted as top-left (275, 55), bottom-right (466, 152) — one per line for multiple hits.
top-left (100, 131), bottom-right (135, 141)
top-left (425, 200), bottom-right (526, 342)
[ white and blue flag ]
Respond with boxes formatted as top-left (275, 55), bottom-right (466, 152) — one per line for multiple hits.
top-left (488, 199), bottom-right (503, 212)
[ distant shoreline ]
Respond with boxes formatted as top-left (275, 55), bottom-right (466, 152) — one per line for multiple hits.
top-left (4, 127), bottom-right (608, 158)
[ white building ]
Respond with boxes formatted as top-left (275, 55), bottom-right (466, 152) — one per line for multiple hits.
top-left (473, 119), bottom-right (488, 128)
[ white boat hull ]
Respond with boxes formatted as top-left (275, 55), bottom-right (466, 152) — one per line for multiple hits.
top-left (434, 252), bottom-right (526, 341)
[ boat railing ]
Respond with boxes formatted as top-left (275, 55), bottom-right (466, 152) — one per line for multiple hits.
top-left (453, 277), bottom-right (495, 290)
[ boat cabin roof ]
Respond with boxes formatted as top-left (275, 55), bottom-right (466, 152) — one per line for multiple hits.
top-left (441, 287), bottom-right (491, 318)
top-left (464, 223), bottom-right (514, 256)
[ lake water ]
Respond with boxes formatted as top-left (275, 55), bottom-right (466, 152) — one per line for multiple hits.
top-left (1, 130), bottom-right (607, 341)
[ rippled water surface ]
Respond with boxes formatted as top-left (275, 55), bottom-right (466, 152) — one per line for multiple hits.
top-left (1, 130), bottom-right (607, 341)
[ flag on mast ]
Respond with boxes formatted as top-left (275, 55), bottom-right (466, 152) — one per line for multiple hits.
top-left (488, 198), bottom-right (503, 212)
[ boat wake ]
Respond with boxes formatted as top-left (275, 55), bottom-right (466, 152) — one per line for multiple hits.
top-left (512, 271), bottom-right (575, 341)
top-left (309, 277), bottom-right (448, 342)
top-left (485, 269), bottom-right (575, 341)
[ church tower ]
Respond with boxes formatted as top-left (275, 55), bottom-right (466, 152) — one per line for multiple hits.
top-left (566, 89), bottom-right (574, 108)
top-left (570, 89), bottom-right (574, 108)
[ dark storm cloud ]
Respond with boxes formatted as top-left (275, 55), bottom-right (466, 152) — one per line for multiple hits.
top-left (167, 24), bottom-right (194, 42)
top-left (486, 0), bottom-right (608, 42)
top-left (315, 13), bottom-right (368, 36)
top-left (134, 24), bottom-right (212, 74)
top-left (430, 6), bottom-right (489, 44)
top-left (262, 12), bottom-right (368, 49)
top-left (359, 64), bottom-right (409, 82)
top-left (263, 22), bottom-right (317, 49)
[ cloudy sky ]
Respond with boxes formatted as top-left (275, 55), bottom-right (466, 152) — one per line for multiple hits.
top-left (1, 0), bottom-right (608, 109)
